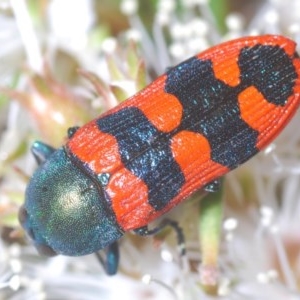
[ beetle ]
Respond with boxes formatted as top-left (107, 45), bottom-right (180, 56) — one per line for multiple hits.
top-left (19, 35), bottom-right (300, 275)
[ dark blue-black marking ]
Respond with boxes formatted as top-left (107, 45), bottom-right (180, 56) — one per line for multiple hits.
top-left (96, 44), bottom-right (297, 211)
top-left (97, 107), bottom-right (185, 211)
top-left (165, 44), bottom-right (297, 168)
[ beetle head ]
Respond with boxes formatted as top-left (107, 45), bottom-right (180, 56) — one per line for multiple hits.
top-left (19, 142), bottom-right (123, 257)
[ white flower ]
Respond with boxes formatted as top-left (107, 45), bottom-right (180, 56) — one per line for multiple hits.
top-left (1, 0), bottom-right (300, 299)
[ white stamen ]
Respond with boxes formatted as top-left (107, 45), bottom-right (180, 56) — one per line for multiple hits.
top-left (142, 274), bottom-right (152, 284)
top-left (161, 249), bottom-right (173, 262)
top-left (101, 38), bottom-right (117, 54)
top-left (120, 0), bottom-right (138, 16)
top-left (169, 43), bottom-right (185, 59)
top-left (257, 272), bottom-right (269, 284)
top-left (10, 259), bottom-right (22, 273)
top-left (156, 12), bottom-right (171, 26)
top-left (170, 23), bottom-right (188, 40)
top-left (226, 13), bottom-right (245, 31)
top-left (264, 143), bottom-right (276, 155)
top-left (125, 29), bottom-right (141, 42)
top-left (9, 275), bottom-right (21, 291)
top-left (260, 206), bottom-right (274, 227)
top-left (265, 9), bottom-right (279, 24)
top-left (158, 0), bottom-right (175, 14)
top-left (189, 18), bottom-right (209, 36)
top-left (223, 218), bottom-right (238, 231)
top-left (289, 23), bottom-right (300, 34)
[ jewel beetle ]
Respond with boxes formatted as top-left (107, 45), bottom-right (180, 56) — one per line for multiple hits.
top-left (19, 35), bottom-right (300, 275)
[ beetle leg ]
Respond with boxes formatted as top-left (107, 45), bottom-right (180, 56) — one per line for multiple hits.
top-left (203, 178), bottom-right (221, 193)
top-left (134, 218), bottom-right (185, 255)
top-left (94, 241), bottom-right (119, 275)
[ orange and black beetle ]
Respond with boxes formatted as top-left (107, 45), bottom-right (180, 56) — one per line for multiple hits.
top-left (19, 35), bottom-right (300, 274)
